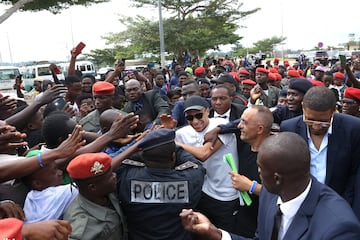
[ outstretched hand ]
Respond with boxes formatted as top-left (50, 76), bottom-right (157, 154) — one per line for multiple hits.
top-left (37, 85), bottom-right (67, 105)
top-left (160, 114), bottom-right (177, 129)
top-left (0, 123), bottom-right (27, 154)
top-left (22, 219), bottom-right (72, 240)
top-left (107, 113), bottom-right (139, 140)
top-left (179, 209), bottom-right (222, 240)
top-left (55, 125), bottom-right (86, 158)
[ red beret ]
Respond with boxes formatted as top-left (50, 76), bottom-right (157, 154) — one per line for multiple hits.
top-left (67, 153), bottom-right (112, 179)
top-left (344, 87), bottom-right (360, 102)
top-left (92, 81), bottom-right (115, 95)
top-left (194, 67), bottom-right (205, 75)
top-left (310, 79), bottom-right (325, 87)
top-left (333, 72), bottom-right (345, 79)
top-left (238, 69), bottom-right (250, 75)
top-left (242, 79), bottom-right (256, 85)
top-left (287, 70), bottom-right (300, 78)
top-left (229, 72), bottom-right (241, 82)
top-left (274, 58), bottom-right (280, 63)
top-left (268, 73), bottom-right (277, 81)
top-left (256, 67), bottom-right (268, 74)
top-left (269, 68), bottom-right (278, 73)
top-left (275, 73), bottom-right (282, 81)
top-left (0, 218), bottom-right (23, 240)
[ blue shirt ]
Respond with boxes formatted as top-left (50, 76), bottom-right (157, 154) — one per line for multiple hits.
top-left (306, 125), bottom-right (332, 184)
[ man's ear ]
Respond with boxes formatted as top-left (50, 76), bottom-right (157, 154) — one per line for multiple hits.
top-left (273, 172), bottom-right (283, 186)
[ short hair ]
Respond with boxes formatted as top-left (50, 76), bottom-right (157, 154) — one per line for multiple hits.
top-left (64, 75), bottom-right (81, 86)
top-left (42, 112), bottom-right (75, 149)
top-left (82, 74), bottom-right (95, 83)
top-left (302, 86), bottom-right (336, 111)
top-left (183, 80), bottom-right (198, 87)
top-left (252, 105), bottom-right (274, 133)
top-left (77, 93), bottom-right (93, 105)
top-left (211, 85), bottom-right (231, 96)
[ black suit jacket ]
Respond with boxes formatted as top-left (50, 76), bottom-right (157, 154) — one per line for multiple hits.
top-left (280, 113), bottom-right (360, 218)
top-left (209, 103), bottom-right (246, 121)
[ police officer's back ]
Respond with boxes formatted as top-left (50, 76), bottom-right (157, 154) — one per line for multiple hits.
top-left (116, 129), bottom-right (205, 240)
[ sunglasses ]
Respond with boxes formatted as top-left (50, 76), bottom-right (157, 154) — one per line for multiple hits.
top-left (302, 115), bottom-right (333, 129)
top-left (185, 112), bottom-right (203, 121)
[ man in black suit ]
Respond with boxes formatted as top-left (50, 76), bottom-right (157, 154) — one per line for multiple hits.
top-left (280, 86), bottom-right (360, 219)
top-left (209, 85), bottom-right (246, 122)
top-left (123, 79), bottom-right (170, 130)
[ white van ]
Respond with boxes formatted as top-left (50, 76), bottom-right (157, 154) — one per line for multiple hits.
top-left (21, 64), bottom-right (65, 90)
top-left (0, 66), bottom-right (21, 92)
top-left (75, 61), bottom-right (96, 77)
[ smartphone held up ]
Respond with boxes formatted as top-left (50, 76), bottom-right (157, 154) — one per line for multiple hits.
top-left (74, 42), bottom-right (86, 55)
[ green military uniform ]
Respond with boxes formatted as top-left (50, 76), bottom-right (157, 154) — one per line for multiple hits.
top-left (64, 193), bottom-right (127, 240)
top-left (257, 85), bottom-right (280, 108)
top-left (79, 110), bottom-right (101, 133)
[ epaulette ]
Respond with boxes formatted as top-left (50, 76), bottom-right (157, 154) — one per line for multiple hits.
top-left (175, 161), bottom-right (199, 171)
top-left (122, 159), bottom-right (145, 167)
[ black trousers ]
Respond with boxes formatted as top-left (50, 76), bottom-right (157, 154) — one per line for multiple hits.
top-left (196, 192), bottom-right (239, 233)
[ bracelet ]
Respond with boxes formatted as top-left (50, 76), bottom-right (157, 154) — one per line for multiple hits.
top-left (249, 180), bottom-right (257, 194)
top-left (37, 153), bottom-right (45, 168)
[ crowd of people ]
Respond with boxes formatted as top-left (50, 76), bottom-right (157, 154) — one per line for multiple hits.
top-left (1, 48), bottom-right (360, 240)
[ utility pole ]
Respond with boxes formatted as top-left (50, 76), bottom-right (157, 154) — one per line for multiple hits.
top-left (158, 0), bottom-right (166, 68)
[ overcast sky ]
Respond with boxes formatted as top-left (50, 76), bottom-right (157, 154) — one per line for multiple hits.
top-left (0, 0), bottom-right (359, 63)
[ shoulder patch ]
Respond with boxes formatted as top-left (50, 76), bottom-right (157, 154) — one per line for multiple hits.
top-left (175, 161), bottom-right (199, 171)
top-left (122, 159), bottom-right (145, 167)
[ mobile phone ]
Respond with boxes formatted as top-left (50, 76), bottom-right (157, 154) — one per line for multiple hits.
top-left (54, 65), bottom-right (61, 74)
top-left (75, 42), bottom-right (86, 54)
top-left (54, 98), bottom-right (66, 110)
top-left (339, 55), bottom-right (347, 66)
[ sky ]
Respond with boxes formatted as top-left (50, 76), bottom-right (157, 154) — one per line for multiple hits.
top-left (0, 0), bottom-right (359, 63)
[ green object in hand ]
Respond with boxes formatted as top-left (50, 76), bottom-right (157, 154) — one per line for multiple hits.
top-left (225, 153), bottom-right (252, 206)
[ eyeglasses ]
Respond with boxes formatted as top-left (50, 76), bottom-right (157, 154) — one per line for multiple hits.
top-left (185, 112), bottom-right (203, 121)
top-left (302, 114), bottom-right (333, 129)
top-left (341, 100), bottom-right (358, 105)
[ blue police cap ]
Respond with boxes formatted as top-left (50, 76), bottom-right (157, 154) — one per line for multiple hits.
top-left (289, 78), bottom-right (313, 94)
top-left (138, 128), bottom-right (175, 151)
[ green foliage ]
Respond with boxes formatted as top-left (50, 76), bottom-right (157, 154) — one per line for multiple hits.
top-left (100, 0), bottom-right (259, 64)
top-left (232, 36), bottom-right (287, 56)
top-left (1, 0), bottom-right (110, 14)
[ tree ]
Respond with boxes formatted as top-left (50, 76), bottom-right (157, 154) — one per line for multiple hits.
top-left (102, 0), bottom-right (260, 65)
top-left (232, 36), bottom-right (286, 57)
top-left (0, 0), bottom-right (110, 24)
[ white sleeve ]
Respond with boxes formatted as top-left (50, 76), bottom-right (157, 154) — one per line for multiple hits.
top-left (220, 229), bottom-right (232, 240)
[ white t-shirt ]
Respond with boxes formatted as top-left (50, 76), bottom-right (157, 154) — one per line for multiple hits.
top-left (24, 185), bottom-right (78, 223)
top-left (175, 118), bottom-right (239, 201)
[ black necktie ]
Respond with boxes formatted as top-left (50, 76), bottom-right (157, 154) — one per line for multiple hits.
top-left (134, 102), bottom-right (143, 112)
top-left (271, 204), bottom-right (282, 240)
top-left (216, 115), bottom-right (227, 119)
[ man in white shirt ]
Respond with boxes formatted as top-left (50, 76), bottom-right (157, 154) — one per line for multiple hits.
top-left (176, 95), bottom-right (239, 233)
top-left (180, 132), bottom-right (360, 240)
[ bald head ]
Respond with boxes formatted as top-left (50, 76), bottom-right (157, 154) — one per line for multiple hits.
top-left (100, 109), bottom-right (123, 133)
top-left (259, 132), bottom-right (310, 175)
top-left (257, 132), bottom-right (310, 198)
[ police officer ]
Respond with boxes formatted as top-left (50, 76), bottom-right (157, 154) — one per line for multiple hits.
top-left (115, 128), bottom-right (206, 240)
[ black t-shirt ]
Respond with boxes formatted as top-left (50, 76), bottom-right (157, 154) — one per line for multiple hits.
top-left (233, 141), bottom-right (261, 237)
